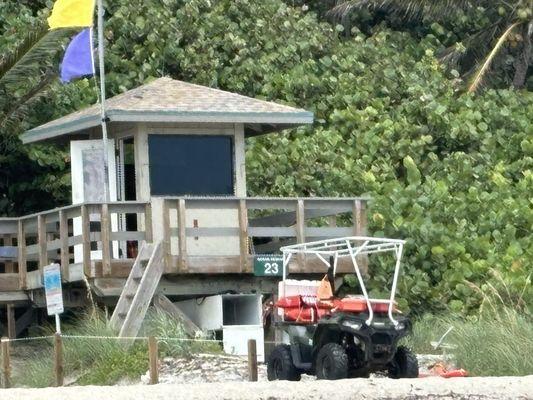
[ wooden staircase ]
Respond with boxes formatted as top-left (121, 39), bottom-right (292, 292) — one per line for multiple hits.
top-left (110, 241), bottom-right (164, 339)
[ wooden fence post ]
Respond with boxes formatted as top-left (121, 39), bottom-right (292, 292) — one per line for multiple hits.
top-left (247, 339), bottom-right (258, 382)
top-left (1, 338), bottom-right (11, 389)
top-left (54, 333), bottom-right (64, 387)
top-left (6, 305), bottom-right (15, 340)
top-left (148, 336), bottom-right (158, 385)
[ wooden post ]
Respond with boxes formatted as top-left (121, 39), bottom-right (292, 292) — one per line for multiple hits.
top-left (59, 210), bottom-right (70, 282)
top-left (2, 235), bottom-right (14, 273)
top-left (162, 200), bottom-right (173, 273)
top-left (177, 199), bottom-right (187, 272)
top-left (295, 199), bottom-right (305, 271)
top-left (101, 204), bottom-right (111, 276)
top-left (353, 199), bottom-right (367, 237)
top-left (353, 200), bottom-right (368, 273)
top-left (54, 332), bottom-right (64, 387)
top-left (144, 203), bottom-right (153, 243)
top-left (148, 336), bottom-right (158, 385)
top-left (38, 214), bottom-right (47, 274)
top-left (247, 339), bottom-right (258, 382)
top-left (1, 337), bottom-right (10, 389)
top-left (238, 199), bottom-right (249, 273)
top-left (6, 305), bottom-right (15, 340)
top-left (17, 220), bottom-right (27, 290)
top-left (81, 205), bottom-right (91, 276)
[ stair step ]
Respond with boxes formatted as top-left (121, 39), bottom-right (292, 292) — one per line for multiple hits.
top-left (110, 241), bottom-right (164, 342)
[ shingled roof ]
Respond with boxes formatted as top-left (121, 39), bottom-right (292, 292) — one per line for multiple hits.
top-left (21, 77), bottom-right (313, 144)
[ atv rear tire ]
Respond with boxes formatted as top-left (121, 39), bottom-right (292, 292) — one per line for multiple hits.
top-left (316, 343), bottom-right (349, 380)
top-left (267, 344), bottom-right (301, 381)
top-left (388, 346), bottom-right (419, 379)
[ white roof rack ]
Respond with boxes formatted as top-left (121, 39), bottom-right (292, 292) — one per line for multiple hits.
top-left (280, 236), bottom-right (406, 326)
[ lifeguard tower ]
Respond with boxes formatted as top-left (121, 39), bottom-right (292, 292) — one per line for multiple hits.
top-left (0, 78), bottom-right (368, 355)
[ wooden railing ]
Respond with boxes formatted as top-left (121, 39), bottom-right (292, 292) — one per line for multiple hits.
top-left (0, 197), bottom-right (369, 291)
top-left (0, 201), bottom-right (151, 290)
top-left (162, 197), bottom-right (368, 275)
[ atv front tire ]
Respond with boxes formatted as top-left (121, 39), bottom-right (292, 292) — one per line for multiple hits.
top-left (388, 346), bottom-right (419, 379)
top-left (316, 343), bottom-right (349, 380)
top-left (267, 344), bottom-right (301, 381)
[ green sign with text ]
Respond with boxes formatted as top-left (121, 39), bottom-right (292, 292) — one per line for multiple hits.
top-left (253, 255), bottom-right (284, 277)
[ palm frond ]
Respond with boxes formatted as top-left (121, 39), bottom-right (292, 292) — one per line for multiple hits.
top-left (0, 70), bottom-right (56, 131)
top-left (330, 0), bottom-right (478, 22)
top-left (439, 20), bottom-right (504, 67)
top-left (0, 27), bottom-right (71, 89)
top-left (0, 24), bottom-right (48, 79)
top-left (468, 21), bottom-right (521, 93)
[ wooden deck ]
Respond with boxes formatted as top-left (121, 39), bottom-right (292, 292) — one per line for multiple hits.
top-left (0, 197), bottom-right (368, 301)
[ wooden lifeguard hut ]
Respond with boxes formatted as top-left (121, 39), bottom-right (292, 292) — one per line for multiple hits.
top-left (0, 78), bottom-right (368, 349)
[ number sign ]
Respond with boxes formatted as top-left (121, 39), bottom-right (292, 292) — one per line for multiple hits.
top-left (254, 255), bottom-right (284, 277)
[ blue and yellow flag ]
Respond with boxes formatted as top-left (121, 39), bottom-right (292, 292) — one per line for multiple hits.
top-left (48, 0), bottom-right (95, 30)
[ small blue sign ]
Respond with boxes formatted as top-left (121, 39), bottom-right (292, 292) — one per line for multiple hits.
top-left (43, 263), bottom-right (64, 315)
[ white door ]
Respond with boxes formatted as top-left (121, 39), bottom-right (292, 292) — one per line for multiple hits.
top-left (71, 140), bottom-right (118, 263)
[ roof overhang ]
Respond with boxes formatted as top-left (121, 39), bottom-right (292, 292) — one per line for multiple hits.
top-left (21, 110), bottom-right (314, 144)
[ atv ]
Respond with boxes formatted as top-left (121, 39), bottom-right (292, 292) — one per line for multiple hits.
top-left (267, 236), bottom-right (419, 381)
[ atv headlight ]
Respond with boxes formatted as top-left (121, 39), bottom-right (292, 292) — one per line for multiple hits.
top-left (342, 321), bottom-right (362, 331)
top-left (395, 322), bottom-right (405, 331)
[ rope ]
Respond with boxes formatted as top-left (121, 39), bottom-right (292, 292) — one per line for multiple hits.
top-left (1, 335), bottom-right (55, 343)
top-left (3, 335), bottom-right (285, 346)
top-left (61, 335), bottom-right (223, 343)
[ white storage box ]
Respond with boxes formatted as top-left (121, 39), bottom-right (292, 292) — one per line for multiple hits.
top-left (175, 294), bottom-right (264, 361)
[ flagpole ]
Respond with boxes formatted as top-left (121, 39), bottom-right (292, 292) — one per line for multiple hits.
top-left (97, 0), bottom-right (110, 203)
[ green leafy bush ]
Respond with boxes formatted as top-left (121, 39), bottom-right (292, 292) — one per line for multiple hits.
top-left (0, 0), bottom-right (530, 313)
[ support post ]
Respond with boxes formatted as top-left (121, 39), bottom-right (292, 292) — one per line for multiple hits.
top-left (238, 199), bottom-right (249, 273)
top-left (54, 332), bottom-right (64, 387)
top-left (59, 210), bottom-right (70, 282)
top-left (2, 235), bottom-right (14, 273)
top-left (162, 200), bottom-right (172, 273)
top-left (6, 305), bottom-right (15, 340)
top-left (144, 203), bottom-right (153, 243)
top-left (81, 205), bottom-right (91, 276)
top-left (177, 199), bottom-right (187, 272)
top-left (353, 199), bottom-right (368, 273)
top-left (295, 199), bottom-right (305, 271)
top-left (17, 220), bottom-right (27, 289)
top-left (1, 338), bottom-right (10, 389)
top-left (38, 214), bottom-right (47, 274)
top-left (101, 203), bottom-right (111, 276)
top-left (148, 336), bottom-right (158, 385)
top-left (353, 199), bottom-right (367, 236)
top-left (247, 339), bottom-right (258, 382)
